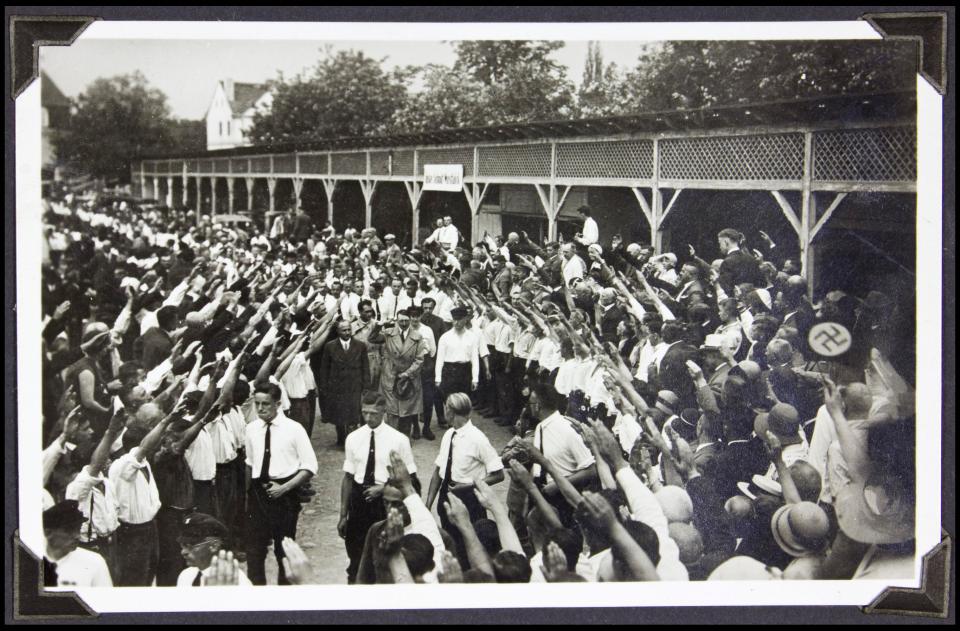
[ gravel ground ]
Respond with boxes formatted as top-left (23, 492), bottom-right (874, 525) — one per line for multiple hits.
top-left (259, 410), bottom-right (516, 585)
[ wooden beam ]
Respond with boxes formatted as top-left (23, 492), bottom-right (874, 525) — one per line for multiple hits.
top-left (810, 192), bottom-right (847, 242)
top-left (533, 183), bottom-right (551, 216)
top-left (631, 187), bottom-right (654, 231)
top-left (770, 190), bottom-right (802, 236)
top-left (554, 185), bottom-right (572, 219)
top-left (660, 189), bottom-right (683, 225)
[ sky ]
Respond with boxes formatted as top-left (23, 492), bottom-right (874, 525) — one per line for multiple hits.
top-left (40, 39), bottom-right (650, 120)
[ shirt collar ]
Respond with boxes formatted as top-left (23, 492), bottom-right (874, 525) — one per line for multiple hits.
top-left (540, 411), bottom-right (563, 428)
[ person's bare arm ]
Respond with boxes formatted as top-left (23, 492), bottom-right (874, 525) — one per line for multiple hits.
top-left (474, 479), bottom-right (523, 554)
top-left (508, 460), bottom-right (564, 532)
top-left (580, 491), bottom-right (659, 581)
top-left (823, 376), bottom-right (871, 483)
top-left (77, 370), bottom-right (111, 415)
top-left (444, 494), bottom-right (494, 576)
top-left (88, 408), bottom-right (126, 477)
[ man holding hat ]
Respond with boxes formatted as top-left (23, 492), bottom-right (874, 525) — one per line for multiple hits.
top-left (754, 403), bottom-right (809, 480)
top-left (339, 390), bottom-right (418, 584)
top-left (176, 512), bottom-right (251, 586)
top-left (43, 500), bottom-right (113, 587)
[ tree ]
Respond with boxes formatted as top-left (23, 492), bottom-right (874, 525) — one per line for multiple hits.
top-left (390, 41), bottom-right (576, 133)
top-left (623, 40), bottom-right (916, 112)
top-left (54, 72), bottom-right (175, 183)
top-left (249, 48), bottom-right (410, 144)
top-left (577, 41), bottom-right (630, 118)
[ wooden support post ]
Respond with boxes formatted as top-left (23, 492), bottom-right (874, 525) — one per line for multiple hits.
top-left (226, 177), bottom-right (235, 213)
top-left (194, 177), bottom-right (203, 218)
top-left (799, 132), bottom-right (815, 293)
top-left (651, 139), bottom-right (663, 252)
top-left (165, 177), bottom-right (174, 209)
top-left (360, 180), bottom-right (378, 228)
top-left (211, 178), bottom-right (218, 217)
top-left (321, 178), bottom-right (337, 227)
top-left (660, 189), bottom-right (683, 225)
top-left (152, 177), bottom-right (159, 203)
top-left (403, 180), bottom-right (422, 245)
top-left (292, 178), bottom-right (304, 208)
top-left (632, 187), bottom-right (654, 237)
top-left (244, 177), bottom-right (255, 211)
top-left (266, 178), bottom-right (277, 214)
top-left (181, 175), bottom-right (189, 208)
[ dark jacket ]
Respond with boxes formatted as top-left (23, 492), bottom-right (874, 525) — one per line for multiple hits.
top-left (318, 338), bottom-right (370, 427)
top-left (718, 248), bottom-right (762, 296)
top-left (655, 340), bottom-right (699, 407)
top-left (135, 326), bottom-right (173, 371)
top-left (598, 304), bottom-right (626, 344)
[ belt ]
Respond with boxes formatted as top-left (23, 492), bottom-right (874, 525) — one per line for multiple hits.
top-left (82, 533), bottom-right (116, 547)
top-left (118, 519), bottom-right (155, 530)
top-left (195, 479), bottom-right (216, 486)
top-left (445, 361), bottom-right (470, 365)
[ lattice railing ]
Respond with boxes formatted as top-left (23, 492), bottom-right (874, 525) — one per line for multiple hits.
top-left (331, 152), bottom-right (367, 175)
top-left (198, 159), bottom-right (214, 174)
top-left (250, 157), bottom-right (272, 174)
top-left (659, 133), bottom-right (804, 181)
top-left (392, 150), bottom-right (415, 176)
top-left (211, 158), bottom-right (228, 174)
top-left (813, 127), bottom-right (916, 182)
top-left (478, 144), bottom-right (551, 178)
top-left (557, 139), bottom-right (654, 179)
top-left (231, 158), bottom-right (249, 174)
top-left (370, 151), bottom-right (392, 176)
top-left (273, 154), bottom-right (296, 173)
top-left (418, 147), bottom-right (475, 175)
top-left (299, 153), bottom-right (328, 175)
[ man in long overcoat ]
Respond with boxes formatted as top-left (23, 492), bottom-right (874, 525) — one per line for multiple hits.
top-left (377, 309), bottom-right (428, 438)
top-left (318, 321), bottom-right (371, 447)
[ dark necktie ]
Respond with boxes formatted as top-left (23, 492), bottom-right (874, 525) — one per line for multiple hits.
top-left (258, 422), bottom-right (272, 482)
top-left (400, 330), bottom-right (406, 345)
top-left (442, 430), bottom-right (457, 491)
top-left (140, 465), bottom-right (151, 485)
top-left (43, 558), bottom-right (59, 587)
top-left (362, 429), bottom-right (376, 486)
top-left (375, 301), bottom-right (381, 321)
top-left (192, 569), bottom-right (203, 586)
top-left (535, 425), bottom-right (547, 486)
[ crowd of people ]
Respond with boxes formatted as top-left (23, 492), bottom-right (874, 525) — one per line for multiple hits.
top-left (38, 188), bottom-right (917, 588)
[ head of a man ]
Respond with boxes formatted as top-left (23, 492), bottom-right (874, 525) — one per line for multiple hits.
top-left (717, 228), bottom-right (742, 255)
top-left (390, 278), bottom-right (403, 296)
top-left (679, 263), bottom-right (700, 284)
top-left (561, 243), bottom-right (575, 261)
top-left (358, 300), bottom-right (375, 323)
top-left (178, 513), bottom-right (229, 571)
top-left (407, 305), bottom-right (423, 326)
top-left (396, 310), bottom-right (411, 333)
top-left (528, 379), bottom-right (560, 421)
top-left (443, 392), bottom-right (472, 426)
top-left (43, 500), bottom-right (86, 561)
top-left (442, 216), bottom-right (452, 227)
top-left (420, 297), bottom-right (436, 317)
top-left (405, 279), bottom-right (419, 298)
top-left (253, 383), bottom-right (282, 423)
top-left (337, 320), bottom-right (352, 342)
top-left (491, 550), bottom-right (531, 583)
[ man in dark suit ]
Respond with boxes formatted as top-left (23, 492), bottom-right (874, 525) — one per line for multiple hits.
top-left (653, 321), bottom-right (699, 410)
top-left (135, 305), bottom-right (178, 370)
top-left (419, 297), bottom-right (449, 439)
top-left (717, 228), bottom-right (762, 297)
top-left (597, 287), bottom-right (626, 344)
top-left (291, 206), bottom-right (314, 245)
top-left (318, 321), bottom-right (371, 447)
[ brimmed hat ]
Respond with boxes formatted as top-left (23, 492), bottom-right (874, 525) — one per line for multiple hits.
top-left (708, 556), bottom-right (783, 581)
top-left (771, 502), bottom-right (830, 557)
top-left (835, 468), bottom-right (915, 545)
top-left (179, 512), bottom-right (229, 543)
top-left (654, 390), bottom-right (680, 416)
top-left (384, 233), bottom-right (396, 240)
top-left (450, 306), bottom-right (469, 320)
top-left (700, 334), bottom-right (725, 350)
top-left (43, 499), bottom-right (86, 531)
top-left (655, 486), bottom-right (694, 523)
top-left (679, 408), bottom-right (699, 428)
top-left (587, 244), bottom-right (603, 257)
top-left (737, 474), bottom-right (783, 501)
top-left (80, 328), bottom-right (112, 354)
top-left (729, 360), bottom-right (762, 382)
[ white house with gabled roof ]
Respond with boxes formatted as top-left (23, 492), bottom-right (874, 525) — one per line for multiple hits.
top-left (205, 79), bottom-right (273, 151)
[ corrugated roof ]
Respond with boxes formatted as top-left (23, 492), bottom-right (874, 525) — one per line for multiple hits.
top-left (141, 90), bottom-right (916, 161)
top-left (229, 82), bottom-right (269, 116)
top-left (41, 72), bottom-right (71, 109)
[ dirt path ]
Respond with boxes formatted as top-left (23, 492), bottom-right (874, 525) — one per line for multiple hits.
top-left (261, 411), bottom-right (516, 584)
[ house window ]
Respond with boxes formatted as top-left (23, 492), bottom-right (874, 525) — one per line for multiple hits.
top-left (227, 121), bottom-right (231, 136)
top-left (219, 122), bottom-right (223, 136)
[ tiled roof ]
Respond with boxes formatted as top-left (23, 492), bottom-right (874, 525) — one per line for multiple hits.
top-left (229, 82), bottom-right (269, 116)
top-left (41, 72), bottom-right (71, 109)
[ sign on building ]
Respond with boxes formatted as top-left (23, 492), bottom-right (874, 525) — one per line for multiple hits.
top-left (423, 164), bottom-right (463, 192)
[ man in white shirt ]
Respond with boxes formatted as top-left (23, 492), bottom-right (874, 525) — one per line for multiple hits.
top-left (175, 512), bottom-right (252, 586)
top-left (425, 393), bottom-right (504, 564)
top-left (526, 380), bottom-right (597, 526)
top-left (108, 406), bottom-right (171, 586)
top-left (425, 216), bottom-right (461, 251)
top-left (244, 382), bottom-right (318, 585)
top-left (43, 500), bottom-right (113, 588)
top-left (339, 391), bottom-right (419, 584)
top-left (561, 243), bottom-right (588, 286)
top-left (434, 306), bottom-right (480, 400)
top-left (575, 205), bottom-right (599, 247)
